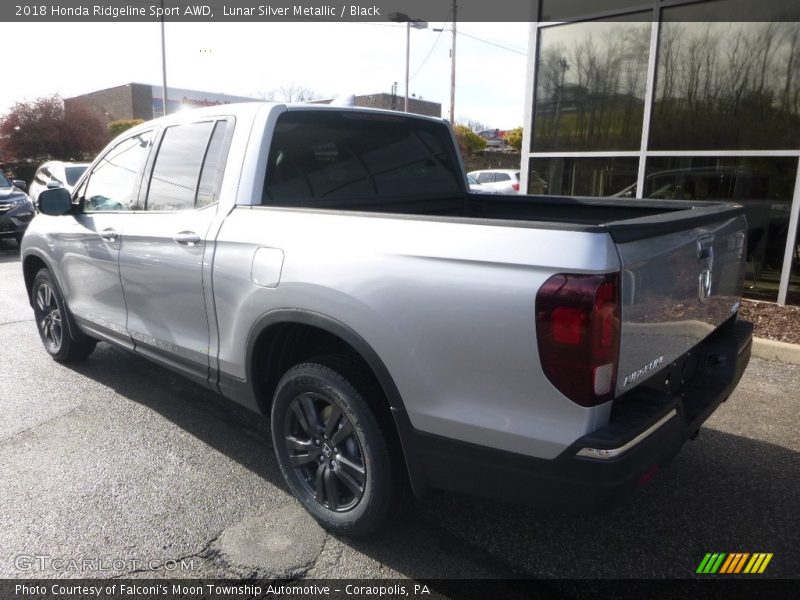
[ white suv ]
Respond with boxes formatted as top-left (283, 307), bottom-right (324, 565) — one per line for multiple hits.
top-left (28, 161), bottom-right (90, 204)
top-left (467, 169), bottom-right (521, 194)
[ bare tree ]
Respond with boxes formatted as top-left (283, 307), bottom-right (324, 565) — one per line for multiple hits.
top-left (268, 84), bottom-right (323, 103)
top-left (781, 24), bottom-right (800, 114)
top-left (455, 117), bottom-right (490, 132)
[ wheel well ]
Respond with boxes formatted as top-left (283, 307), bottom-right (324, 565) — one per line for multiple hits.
top-left (252, 322), bottom-right (389, 418)
top-left (23, 255), bottom-right (48, 303)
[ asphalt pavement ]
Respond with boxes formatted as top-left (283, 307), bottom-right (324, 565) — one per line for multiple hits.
top-left (1, 239), bottom-right (798, 582)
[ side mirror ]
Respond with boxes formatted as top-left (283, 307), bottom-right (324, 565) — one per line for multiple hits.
top-left (46, 180), bottom-right (62, 189)
top-left (12, 179), bottom-right (27, 191)
top-left (38, 188), bottom-right (73, 215)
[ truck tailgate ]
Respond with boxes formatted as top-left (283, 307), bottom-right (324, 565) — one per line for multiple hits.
top-left (614, 212), bottom-right (747, 396)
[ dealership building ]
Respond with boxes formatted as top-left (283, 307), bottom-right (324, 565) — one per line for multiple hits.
top-left (520, 0), bottom-right (800, 305)
top-left (66, 84), bottom-right (441, 122)
top-left (65, 83), bottom-right (258, 122)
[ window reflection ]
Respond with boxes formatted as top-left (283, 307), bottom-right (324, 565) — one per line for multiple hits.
top-left (645, 157), bottom-right (797, 302)
top-left (530, 157), bottom-right (638, 196)
top-left (533, 17), bottom-right (651, 151)
top-left (651, 11), bottom-right (800, 150)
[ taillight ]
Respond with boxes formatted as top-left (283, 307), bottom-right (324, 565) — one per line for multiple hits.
top-left (512, 182), bottom-right (520, 191)
top-left (535, 272), bottom-right (620, 407)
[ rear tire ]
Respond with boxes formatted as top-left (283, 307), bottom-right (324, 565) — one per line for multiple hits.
top-left (32, 268), bottom-right (97, 362)
top-left (271, 357), bottom-right (406, 536)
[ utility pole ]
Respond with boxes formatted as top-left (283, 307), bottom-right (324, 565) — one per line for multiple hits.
top-left (160, 0), bottom-right (168, 116)
top-left (449, 0), bottom-right (457, 123)
top-left (405, 21), bottom-right (411, 112)
top-left (389, 12), bottom-right (427, 113)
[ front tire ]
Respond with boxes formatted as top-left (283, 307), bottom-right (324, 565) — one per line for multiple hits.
top-left (271, 359), bottom-right (404, 536)
top-left (32, 268), bottom-right (97, 362)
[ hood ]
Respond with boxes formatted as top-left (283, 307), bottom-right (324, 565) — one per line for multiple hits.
top-left (0, 186), bottom-right (30, 201)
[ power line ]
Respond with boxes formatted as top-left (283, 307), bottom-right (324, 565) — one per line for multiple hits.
top-left (410, 18), bottom-right (449, 81)
top-left (452, 28), bottom-right (528, 56)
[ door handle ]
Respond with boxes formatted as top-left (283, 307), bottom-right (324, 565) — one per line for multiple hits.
top-left (173, 231), bottom-right (202, 246)
top-left (100, 228), bottom-right (119, 243)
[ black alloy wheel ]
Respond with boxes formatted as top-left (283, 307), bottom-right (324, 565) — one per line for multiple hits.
top-left (284, 391), bottom-right (367, 512)
top-left (31, 269), bottom-right (97, 362)
top-left (271, 359), bottom-right (405, 535)
top-left (34, 279), bottom-right (63, 353)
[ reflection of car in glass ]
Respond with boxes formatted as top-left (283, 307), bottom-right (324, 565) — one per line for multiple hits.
top-left (467, 175), bottom-right (500, 194)
top-left (0, 172), bottom-right (36, 246)
top-left (528, 171), bottom-right (548, 195)
top-left (611, 168), bottom-right (789, 285)
top-left (29, 161), bottom-right (90, 204)
top-left (467, 169), bottom-right (522, 194)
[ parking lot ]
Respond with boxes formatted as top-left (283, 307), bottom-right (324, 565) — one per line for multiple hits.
top-left (1, 239), bottom-right (798, 582)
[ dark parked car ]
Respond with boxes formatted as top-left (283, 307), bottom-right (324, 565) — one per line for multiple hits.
top-left (0, 172), bottom-right (35, 246)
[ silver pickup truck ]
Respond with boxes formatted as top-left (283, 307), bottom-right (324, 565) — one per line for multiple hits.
top-left (22, 103), bottom-right (752, 535)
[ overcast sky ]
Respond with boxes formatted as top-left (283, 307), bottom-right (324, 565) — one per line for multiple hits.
top-left (3, 21), bottom-right (530, 129)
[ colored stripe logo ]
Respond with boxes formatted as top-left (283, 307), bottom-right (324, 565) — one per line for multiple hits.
top-left (696, 553), bottom-right (773, 574)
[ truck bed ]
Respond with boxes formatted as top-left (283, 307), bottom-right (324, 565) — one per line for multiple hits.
top-left (275, 192), bottom-right (746, 244)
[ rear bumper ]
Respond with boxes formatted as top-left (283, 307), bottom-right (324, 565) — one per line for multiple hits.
top-left (403, 317), bottom-right (752, 509)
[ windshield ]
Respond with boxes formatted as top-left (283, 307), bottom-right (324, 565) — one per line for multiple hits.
top-left (65, 166), bottom-right (88, 186)
top-left (0, 172), bottom-right (12, 188)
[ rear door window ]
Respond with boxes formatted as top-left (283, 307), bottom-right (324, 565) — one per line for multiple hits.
top-left (65, 166), bottom-right (87, 186)
top-left (146, 120), bottom-right (230, 211)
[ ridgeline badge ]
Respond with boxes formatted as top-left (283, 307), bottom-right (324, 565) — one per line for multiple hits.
top-left (622, 355), bottom-right (665, 386)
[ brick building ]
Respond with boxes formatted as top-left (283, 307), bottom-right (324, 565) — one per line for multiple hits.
top-left (65, 83), bottom-right (258, 123)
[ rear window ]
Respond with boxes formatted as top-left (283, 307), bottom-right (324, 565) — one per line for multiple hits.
top-left (65, 166), bottom-right (87, 186)
top-left (262, 111), bottom-right (462, 206)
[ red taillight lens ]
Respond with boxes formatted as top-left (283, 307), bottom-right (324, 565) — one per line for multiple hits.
top-left (535, 273), bottom-right (621, 407)
top-left (512, 182), bottom-right (520, 191)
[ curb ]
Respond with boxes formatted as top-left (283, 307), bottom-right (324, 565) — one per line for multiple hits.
top-left (751, 337), bottom-right (800, 365)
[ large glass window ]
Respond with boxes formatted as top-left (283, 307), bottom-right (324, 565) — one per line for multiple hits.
top-left (645, 156), bottom-right (797, 301)
top-left (83, 131), bottom-right (154, 212)
top-left (650, 7), bottom-right (800, 150)
top-left (530, 156), bottom-right (638, 196)
top-left (533, 16), bottom-right (651, 152)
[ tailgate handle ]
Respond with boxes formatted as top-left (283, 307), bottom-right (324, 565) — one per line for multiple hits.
top-left (697, 235), bottom-right (714, 260)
